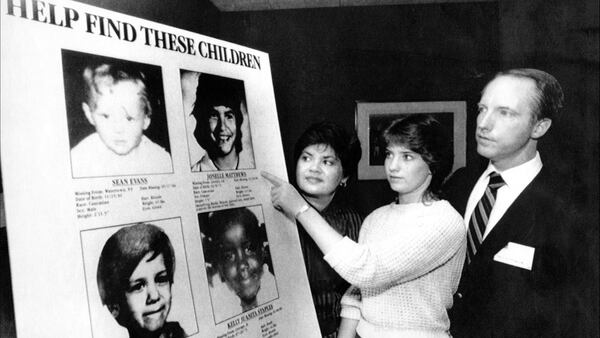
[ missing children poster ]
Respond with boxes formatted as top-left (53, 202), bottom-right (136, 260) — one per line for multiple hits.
top-left (0, 0), bottom-right (320, 337)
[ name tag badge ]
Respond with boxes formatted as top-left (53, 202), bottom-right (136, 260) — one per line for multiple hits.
top-left (493, 242), bottom-right (535, 270)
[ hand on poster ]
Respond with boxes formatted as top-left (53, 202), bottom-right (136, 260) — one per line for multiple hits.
top-left (261, 171), bottom-right (308, 219)
top-left (262, 171), bottom-right (344, 256)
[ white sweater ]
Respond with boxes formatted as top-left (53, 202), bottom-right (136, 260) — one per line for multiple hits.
top-left (324, 200), bottom-right (466, 338)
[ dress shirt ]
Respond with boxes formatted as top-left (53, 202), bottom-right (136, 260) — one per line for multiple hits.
top-left (464, 152), bottom-right (543, 239)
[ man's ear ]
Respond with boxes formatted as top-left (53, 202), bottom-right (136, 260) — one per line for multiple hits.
top-left (143, 115), bottom-right (151, 131)
top-left (107, 304), bottom-right (120, 319)
top-left (82, 103), bottom-right (95, 126)
top-left (531, 118), bottom-right (552, 139)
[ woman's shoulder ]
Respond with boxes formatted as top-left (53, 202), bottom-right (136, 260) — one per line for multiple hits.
top-left (425, 200), bottom-right (465, 232)
top-left (430, 199), bottom-right (461, 213)
top-left (364, 203), bottom-right (396, 220)
top-left (361, 199), bottom-right (460, 219)
top-left (425, 199), bottom-right (463, 219)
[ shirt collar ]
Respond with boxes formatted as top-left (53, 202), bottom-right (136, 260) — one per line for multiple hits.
top-left (484, 152), bottom-right (543, 188)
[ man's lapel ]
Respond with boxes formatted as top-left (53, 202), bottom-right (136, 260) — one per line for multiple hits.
top-left (478, 175), bottom-right (540, 258)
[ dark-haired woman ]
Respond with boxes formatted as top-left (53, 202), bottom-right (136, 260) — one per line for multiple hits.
top-left (293, 122), bottom-right (363, 338)
top-left (263, 115), bottom-right (466, 337)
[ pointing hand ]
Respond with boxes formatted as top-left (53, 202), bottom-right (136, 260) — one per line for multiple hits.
top-left (261, 171), bottom-right (308, 218)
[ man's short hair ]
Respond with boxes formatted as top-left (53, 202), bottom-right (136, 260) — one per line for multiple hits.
top-left (494, 68), bottom-right (564, 121)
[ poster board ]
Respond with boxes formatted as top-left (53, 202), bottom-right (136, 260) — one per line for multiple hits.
top-left (0, 0), bottom-right (320, 337)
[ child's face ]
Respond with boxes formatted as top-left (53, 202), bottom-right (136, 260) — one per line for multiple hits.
top-left (124, 252), bottom-right (172, 333)
top-left (217, 223), bottom-right (264, 305)
top-left (208, 105), bottom-right (237, 157)
top-left (83, 81), bottom-right (150, 156)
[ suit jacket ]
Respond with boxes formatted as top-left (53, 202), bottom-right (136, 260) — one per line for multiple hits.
top-left (445, 166), bottom-right (590, 337)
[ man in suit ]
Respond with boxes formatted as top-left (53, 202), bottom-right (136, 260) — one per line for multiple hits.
top-left (446, 68), bottom-right (591, 337)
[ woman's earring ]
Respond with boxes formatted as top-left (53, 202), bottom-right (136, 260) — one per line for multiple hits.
top-left (339, 181), bottom-right (347, 188)
top-left (108, 304), bottom-right (120, 319)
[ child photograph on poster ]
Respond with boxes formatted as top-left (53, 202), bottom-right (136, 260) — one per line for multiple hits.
top-left (63, 50), bottom-right (173, 178)
top-left (180, 70), bottom-right (255, 172)
top-left (80, 218), bottom-right (198, 338)
top-left (198, 205), bottom-right (278, 323)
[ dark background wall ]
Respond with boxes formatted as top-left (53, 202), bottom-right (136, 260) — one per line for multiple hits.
top-left (214, 1), bottom-right (598, 225)
top-left (1, 0), bottom-right (598, 336)
top-left (215, 10), bottom-right (599, 330)
top-left (216, 3), bottom-right (500, 213)
top-left (11, 0), bottom-right (596, 224)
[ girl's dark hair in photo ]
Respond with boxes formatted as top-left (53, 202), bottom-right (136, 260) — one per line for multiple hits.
top-left (200, 207), bottom-right (271, 277)
top-left (383, 114), bottom-right (453, 200)
top-left (191, 73), bottom-right (245, 158)
top-left (293, 121), bottom-right (362, 180)
top-left (207, 207), bottom-right (263, 248)
top-left (96, 223), bottom-right (175, 324)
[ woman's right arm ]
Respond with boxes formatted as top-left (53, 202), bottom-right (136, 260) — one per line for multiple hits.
top-left (262, 171), bottom-right (345, 254)
top-left (324, 207), bottom-right (465, 289)
top-left (262, 171), bottom-right (465, 288)
top-left (337, 318), bottom-right (358, 338)
top-left (338, 286), bottom-right (361, 338)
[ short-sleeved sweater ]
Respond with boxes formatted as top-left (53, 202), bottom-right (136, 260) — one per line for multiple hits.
top-left (324, 200), bottom-right (466, 338)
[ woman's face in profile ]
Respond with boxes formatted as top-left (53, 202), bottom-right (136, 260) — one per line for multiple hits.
top-left (218, 223), bottom-right (264, 305)
top-left (124, 252), bottom-right (172, 333)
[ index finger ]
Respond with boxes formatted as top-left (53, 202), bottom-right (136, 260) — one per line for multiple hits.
top-left (261, 171), bottom-right (284, 186)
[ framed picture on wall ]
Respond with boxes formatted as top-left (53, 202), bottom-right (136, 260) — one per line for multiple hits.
top-left (355, 101), bottom-right (467, 180)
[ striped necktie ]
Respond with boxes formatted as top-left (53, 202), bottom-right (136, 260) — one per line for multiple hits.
top-left (467, 171), bottom-right (506, 263)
